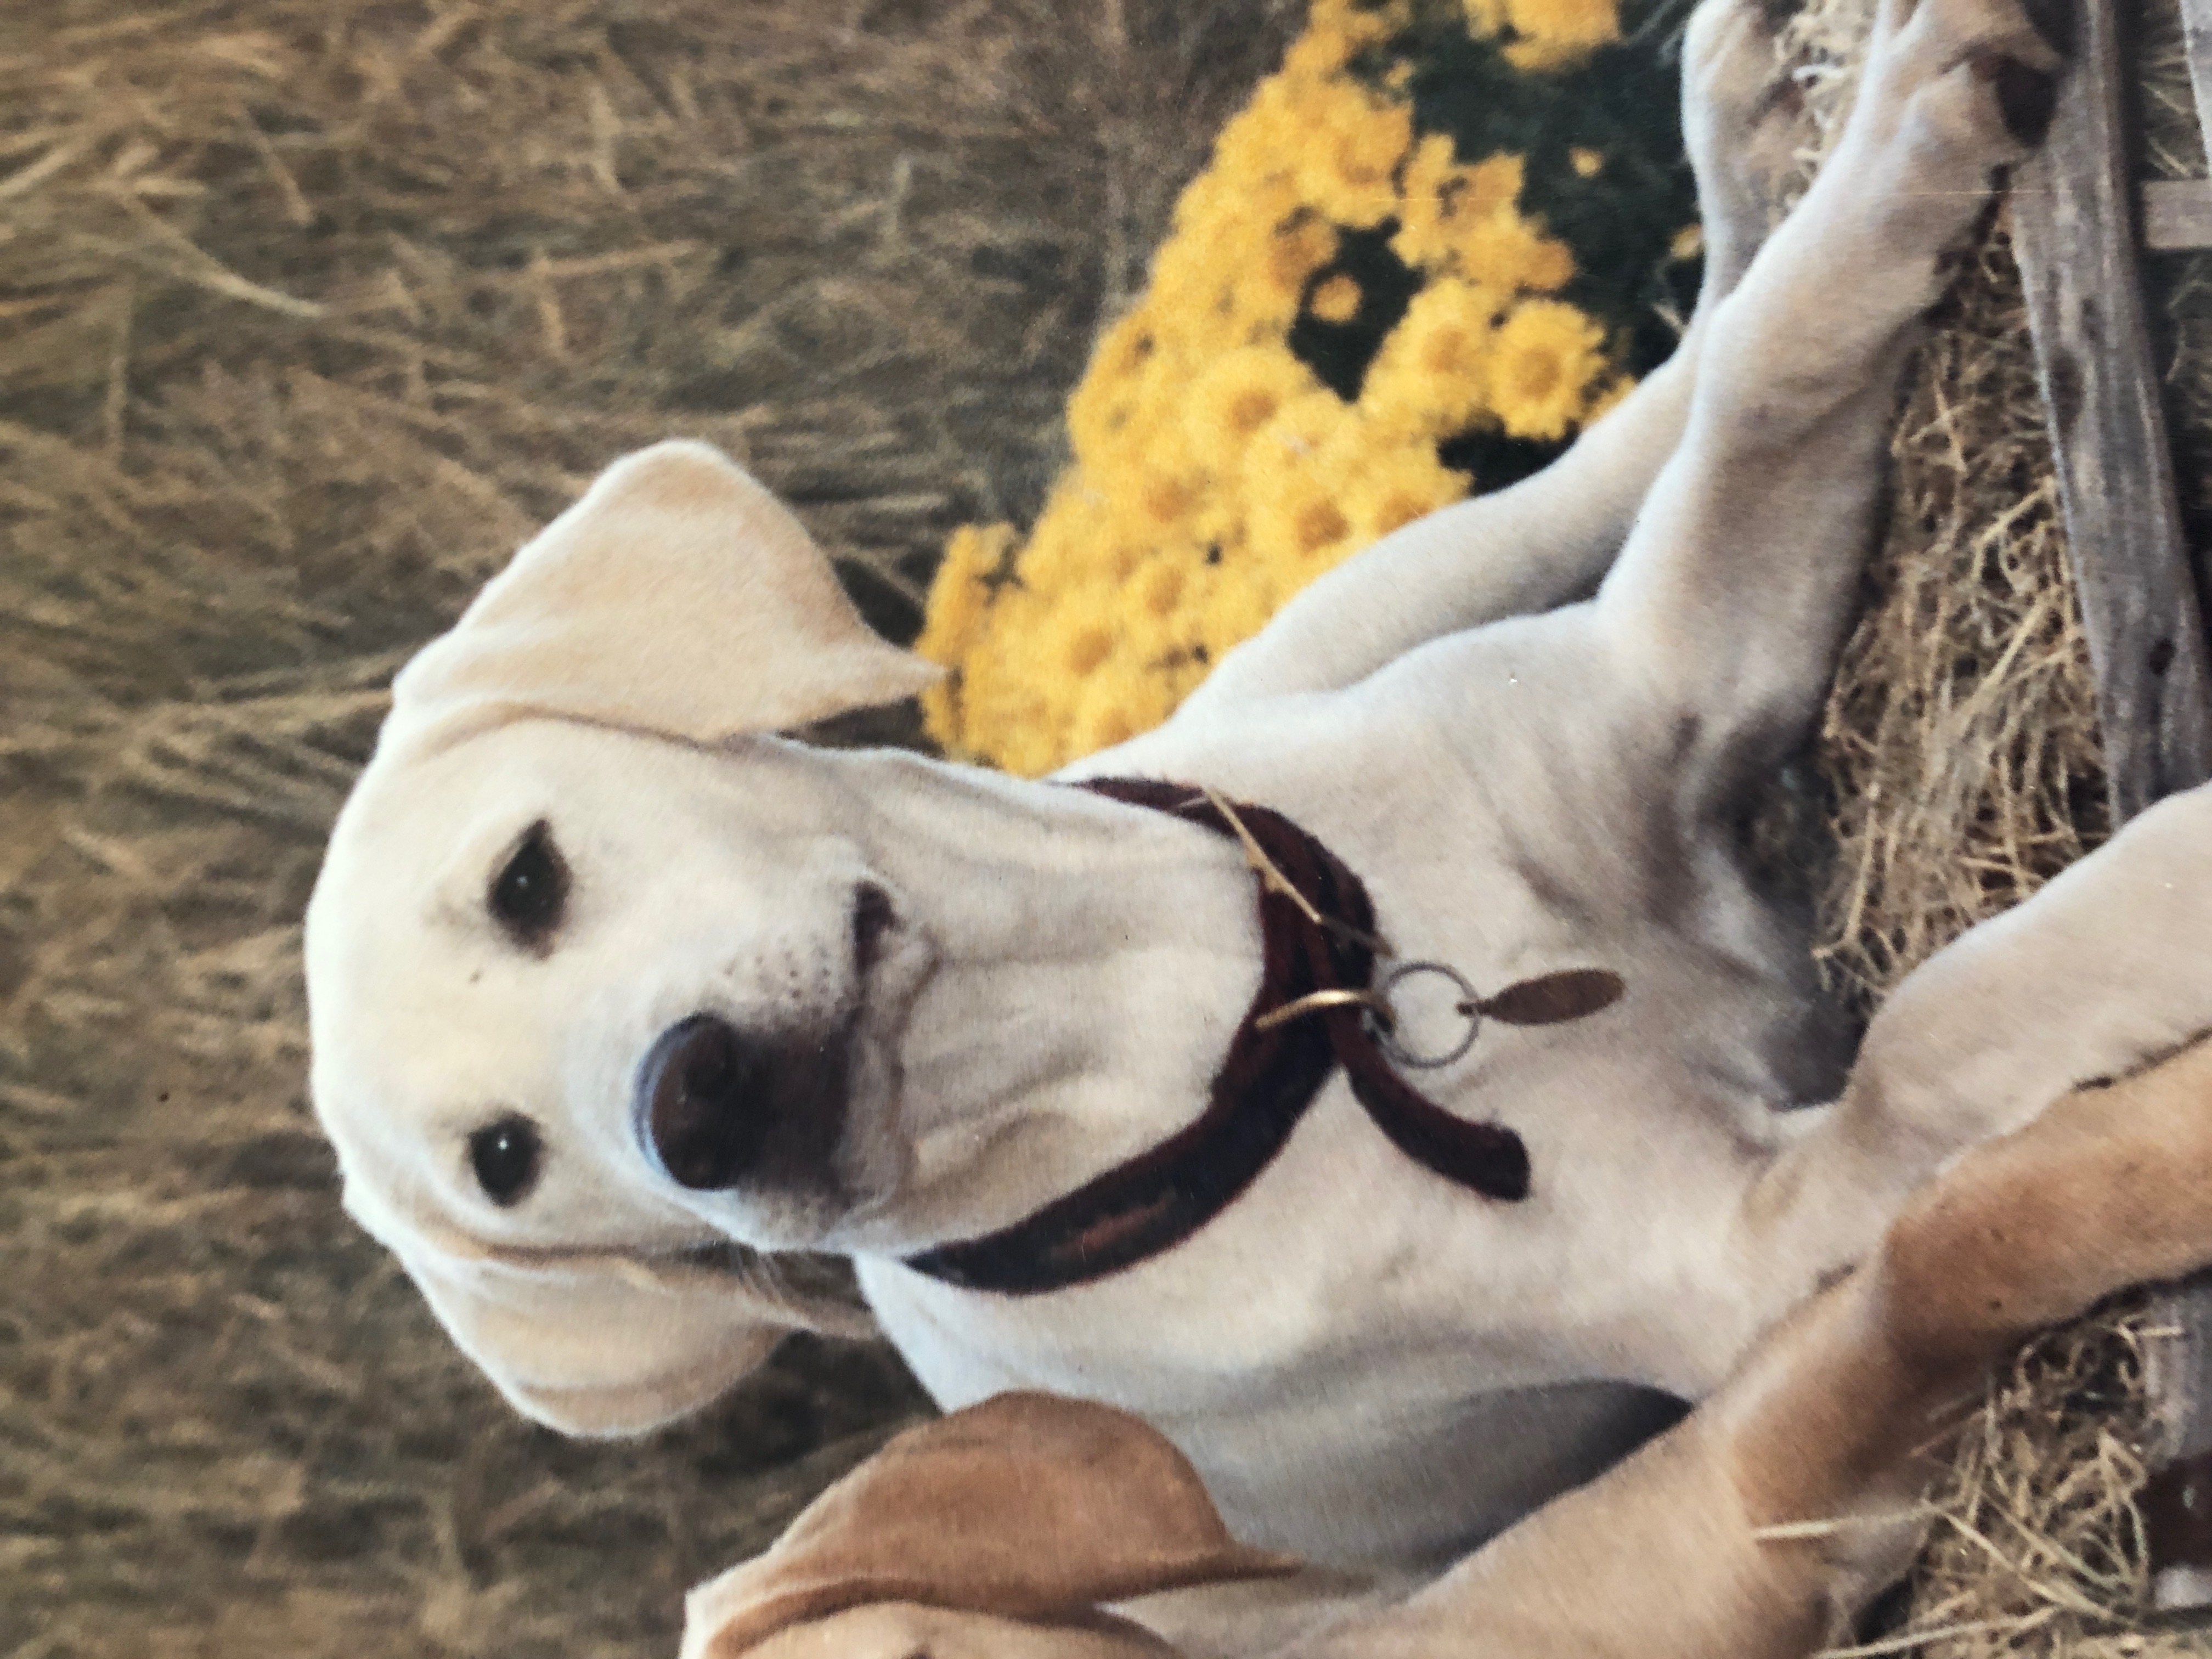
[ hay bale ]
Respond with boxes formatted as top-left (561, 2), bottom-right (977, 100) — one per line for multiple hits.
top-left (1767, 0), bottom-right (2108, 1015)
top-left (1885, 1303), bottom-right (2164, 1659)
top-left (1809, 213), bottom-right (2108, 1014)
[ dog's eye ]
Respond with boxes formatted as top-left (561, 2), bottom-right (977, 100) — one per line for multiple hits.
top-left (469, 1115), bottom-right (543, 1206)
top-left (489, 821), bottom-right (567, 945)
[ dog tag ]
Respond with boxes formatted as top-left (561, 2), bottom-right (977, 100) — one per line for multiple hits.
top-left (1472, 969), bottom-right (1626, 1028)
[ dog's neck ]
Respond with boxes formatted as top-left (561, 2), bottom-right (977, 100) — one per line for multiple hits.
top-left (817, 748), bottom-right (1264, 1255)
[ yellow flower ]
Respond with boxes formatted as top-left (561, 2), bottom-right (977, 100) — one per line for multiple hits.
top-left (1071, 696), bottom-right (1141, 759)
top-left (915, 0), bottom-right (1662, 773)
top-left (1066, 307), bottom-right (1168, 468)
top-left (1187, 346), bottom-right (1323, 473)
top-left (1240, 389), bottom-right (1356, 563)
top-left (1248, 388), bottom-right (1350, 475)
top-left (1394, 139), bottom-right (1527, 272)
top-left (1489, 300), bottom-right (1610, 440)
top-left (991, 719), bottom-right (1067, 778)
top-left (1454, 204), bottom-right (1576, 294)
top-left (1070, 668), bottom-right (1181, 758)
top-left (950, 586), bottom-right (1064, 771)
top-left (1280, 15), bottom-right (1362, 85)
top-left (1169, 168), bottom-right (1303, 279)
top-left (1128, 549), bottom-right (1198, 648)
top-left (1159, 172), bottom-right (1332, 340)
top-left (1295, 81), bottom-right (1412, 229)
top-left (1206, 80), bottom-right (1304, 200)
top-left (1359, 277), bottom-right (1500, 437)
top-left (1303, 0), bottom-right (1412, 61)
top-left (916, 523), bottom-right (1008, 668)
top-left (1310, 274), bottom-right (1362, 323)
top-left (1247, 213), bottom-right (1340, 332)
top-left (1139, 466), bottom-right (1210, 538)
top-left (1195, 563), bottom-right (1286, 662)
top-left (915, 522), bottom-right (1017, 752)
top-left (1502, 0), bottom-right (1620, 70)
top-left (1038, 589), bottom-right (1124, 684)
top-left (1340, 444), bottom-right (1470, 544)
top-left (1253, 480), bottom-right (1355, 566)
top-left (1247, 409), bottom-right (1365, 571)
top-left (1014, 480), bottom-right (1109, 591)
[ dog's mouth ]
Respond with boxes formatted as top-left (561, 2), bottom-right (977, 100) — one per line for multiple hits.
top-left (852, 879), bottom-right (895, 981)
top-left (672, 1237), bottom-right (758, 1274)
top-left (667, 1236), bottom-right (865, 1302)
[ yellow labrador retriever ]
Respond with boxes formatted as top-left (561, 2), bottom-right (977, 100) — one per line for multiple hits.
top-left (685, 1039), bottom-right (2212, 1658)
top-left (306, 0), bottom-right (2194, 1581)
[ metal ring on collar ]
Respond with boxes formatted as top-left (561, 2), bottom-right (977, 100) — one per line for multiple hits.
top-left (1365, 960), bottom-right (1481, 1069)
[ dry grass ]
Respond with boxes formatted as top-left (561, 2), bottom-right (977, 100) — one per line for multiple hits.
top-left (1810, 217), bottom-right (2106, 1010)
top-left (0, 3), bottom-right (1292, 1654)
top-left (1769, 0), bottom-right (2107, 1013)
top-left (1878, 1302), bottom-right (2165, 1659)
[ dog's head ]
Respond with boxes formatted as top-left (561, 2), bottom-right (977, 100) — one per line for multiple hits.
top-left (306, 441), bottom-right (942, 1436)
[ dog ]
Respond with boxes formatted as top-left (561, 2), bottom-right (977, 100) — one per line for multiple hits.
top-left (306, 0), bottom-right (2204, 1583)
top-left (678, 1037), bottom-right (2212, 1659)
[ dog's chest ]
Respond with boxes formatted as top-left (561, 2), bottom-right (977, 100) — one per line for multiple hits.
top-left (859, 1017), bottom-right (1785, 1566)
top-left (863, 686), bottom-right (1824, 1569)
top-left (860, 1116), bottom-right (1722, 1567)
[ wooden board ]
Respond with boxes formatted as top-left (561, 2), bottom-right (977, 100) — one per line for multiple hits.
top-left (2186, 0), bottom-right (2212, 189)
top-left (2144, 177), bottom-right (2212, 250)
top-left (2014, 0), bottom-right (2212, 821)
top-left (2016, 0), bottom-right (2212, 1606)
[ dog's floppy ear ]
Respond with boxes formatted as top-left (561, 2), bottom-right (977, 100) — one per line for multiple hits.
top-left (383, 440), bottom-right (939, 757)
top-left (681, 1393), bottom-right (1296, 1658)
top-left (355, 1183), bottom-right (871, 1438)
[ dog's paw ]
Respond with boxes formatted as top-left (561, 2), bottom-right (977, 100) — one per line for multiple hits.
top-left (1824, 0), bottom-right (2067, 247)
top-left (1682, 0), bottom-right (1810, 290)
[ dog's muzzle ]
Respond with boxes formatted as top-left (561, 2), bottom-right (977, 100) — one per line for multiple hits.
top-left (634, 888), bottom-right (891, 1193)
top-left (634, 1012), bottom-right (854, 1191)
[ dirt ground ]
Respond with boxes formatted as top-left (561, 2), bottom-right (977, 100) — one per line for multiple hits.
top-left (0, 4), bottom-right (1296, 1654)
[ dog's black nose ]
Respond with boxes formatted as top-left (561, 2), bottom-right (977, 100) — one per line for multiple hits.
top-left (636, 1014), bottom-right (771, 1189)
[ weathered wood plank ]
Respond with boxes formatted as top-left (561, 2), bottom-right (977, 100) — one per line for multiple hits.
top-left (2016, 0), bottom-right (2212, 1609)
top-left (2182, 0), bottom-right (2212, 183)
top-left (2152, 8), bottom-right (2212, 1598)
top-left (2143, 177), bottom-right (2212, 249)
top-left (2014, 0), bottom-right (2212, 821)
top-left (2153, 1), bottom-right (2212, 253)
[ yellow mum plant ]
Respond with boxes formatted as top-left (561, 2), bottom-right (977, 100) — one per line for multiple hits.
top-left (918, 0), bottom-right (1698, 774)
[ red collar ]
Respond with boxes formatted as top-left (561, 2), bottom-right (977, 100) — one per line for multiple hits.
top-left (900, 780), bottom-right (1537, 1296)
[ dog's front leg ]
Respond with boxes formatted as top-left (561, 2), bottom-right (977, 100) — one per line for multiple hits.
top-left (1592, 0), bottom-right (2062, 809)
top-left (1177, 0), bottom-right (1804, 715)
top-left (1745, 776), bottom-right (2212, 1289)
